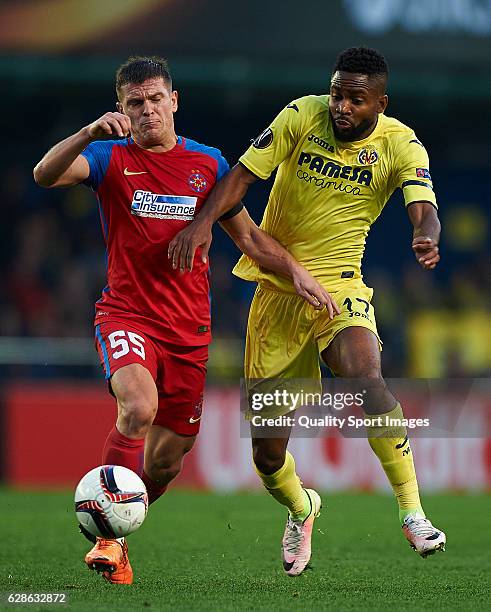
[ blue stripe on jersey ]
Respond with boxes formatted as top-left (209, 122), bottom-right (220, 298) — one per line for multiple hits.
top-left (402, 180), bottom-right (433, 189)
top-left (182, 137), bottom-right (230, 181)
top-left (81, 139), bottom-right (130, 191)
top-left (97, 196), bottom-right (109, 242)
top-left (95, 324), bottom-right (111, 379)
top-left (96, 284), bottom-right (110, 299)
top-left (95, 285), bottom-right (110, 305)
top-left (97, 197), bottom-right (109, 280)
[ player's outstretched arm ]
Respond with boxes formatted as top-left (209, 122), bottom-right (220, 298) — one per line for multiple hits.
top-left (220, 208), bottom-right (341, 317)
top-left (168, 164), bottom-right (257, 271)
top-left (407, 201), bottom-right (441, 270)
top-left (33, 112), bottom-right (131, 188)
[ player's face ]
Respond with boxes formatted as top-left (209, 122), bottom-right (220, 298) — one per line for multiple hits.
top-left (117, 78), bottom-right (178, 148)
top-left (329, 71), bottom-right (388, 142)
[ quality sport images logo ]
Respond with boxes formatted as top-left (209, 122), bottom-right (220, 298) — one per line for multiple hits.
top-left (131, 191), bottom-right (197, 220)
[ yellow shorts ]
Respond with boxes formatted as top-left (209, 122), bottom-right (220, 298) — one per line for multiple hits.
top-left (244, 281), bottom-right (381, 418)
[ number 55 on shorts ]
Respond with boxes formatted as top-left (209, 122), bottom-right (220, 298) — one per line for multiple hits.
top-left (95, 323), bottom-right (158, 380)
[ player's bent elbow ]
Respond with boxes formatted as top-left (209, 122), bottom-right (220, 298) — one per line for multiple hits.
top-left (235, 234), bottom-right (264, 260)
top-left (232, 235), bottom-right (254, 256)
top-left (33, 163), bottom-right (56, 188)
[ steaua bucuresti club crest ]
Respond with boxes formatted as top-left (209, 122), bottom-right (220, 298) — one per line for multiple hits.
top-left (357, 146), bottom-right (379, 165)
top-left (188, 171), bottom-right (208, 193)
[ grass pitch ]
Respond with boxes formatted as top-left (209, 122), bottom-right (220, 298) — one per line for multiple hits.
top-left (0, 490), bottom-right (489, 611)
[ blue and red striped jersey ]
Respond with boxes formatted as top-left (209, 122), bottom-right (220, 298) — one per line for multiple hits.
top-left (82, 136), bottom-right (229, 345)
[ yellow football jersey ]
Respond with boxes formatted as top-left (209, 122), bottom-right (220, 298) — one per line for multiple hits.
top-left (233, 95), bottom-right (436, 292)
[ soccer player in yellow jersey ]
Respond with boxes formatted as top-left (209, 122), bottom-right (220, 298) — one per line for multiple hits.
top-left (169, 47), bottom-right (446, 575)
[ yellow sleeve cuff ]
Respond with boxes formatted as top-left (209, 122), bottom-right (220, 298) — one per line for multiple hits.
top-left (403, 184), bottom-right (437, 208)
top-left (238, 154), bottom-right (271, 181)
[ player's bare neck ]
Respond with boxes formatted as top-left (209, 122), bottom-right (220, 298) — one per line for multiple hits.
top-left (353, 117), bottom-right (378, 142)
top-left (133, 134), bottom-right (178, 154)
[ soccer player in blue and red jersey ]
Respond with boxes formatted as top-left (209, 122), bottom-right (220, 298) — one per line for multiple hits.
top-left (33, 56), bottom-right (337, 584)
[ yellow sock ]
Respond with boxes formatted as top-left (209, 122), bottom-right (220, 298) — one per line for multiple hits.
top-left (254, 451), bottom-right (309, 519)
top-left (365, 403), bottom-right (424, 523)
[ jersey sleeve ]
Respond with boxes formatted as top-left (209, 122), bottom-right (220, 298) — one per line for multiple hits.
top-left (394, 135), bottom-right (437, 208)
top-left (216, 154), bottom-right (230, 181)
top-left (81, 140), bottom-right (116, 190)
top-left (239, 99), bottom-right (305, 180)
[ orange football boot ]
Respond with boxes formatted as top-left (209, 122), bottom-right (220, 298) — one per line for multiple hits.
top-left (85, 538), bottom-right (133, 585)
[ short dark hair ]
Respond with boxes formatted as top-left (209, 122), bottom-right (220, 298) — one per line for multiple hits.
top-left (116, 55), bottom-right (172, 97)
top-left (333, 47), bottom-right (388, 80)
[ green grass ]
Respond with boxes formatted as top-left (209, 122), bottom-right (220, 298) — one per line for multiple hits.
top-left (0, 490), bottom-right (489, 611)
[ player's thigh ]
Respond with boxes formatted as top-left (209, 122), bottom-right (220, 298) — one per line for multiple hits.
top-left (95, 321), bottom-right (159, 414)
top-left (321, 326), bottom-right (381, 377)
top-left (321, 327), bottom-right (395, 414)
top-left (316, 283), bottom-right (381, 370)
top-left (145, 424), bottom-right (196, 471)
top-left (111, 363), bottom-right (158, 414)
top-left (317, 285), bottom-right (385, 412)
top-left (153, 344), bottom-right (208, 436)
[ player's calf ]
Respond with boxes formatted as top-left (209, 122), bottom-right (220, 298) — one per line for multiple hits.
top-left (143, 426), bottom-right (196, 504)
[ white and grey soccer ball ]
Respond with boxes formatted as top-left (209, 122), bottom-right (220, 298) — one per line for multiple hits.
top-left (75, 465), bottom-right (148, 538)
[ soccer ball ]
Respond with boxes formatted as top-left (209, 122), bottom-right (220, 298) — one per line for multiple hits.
top-left (75, 465), bottom-right (148, 539)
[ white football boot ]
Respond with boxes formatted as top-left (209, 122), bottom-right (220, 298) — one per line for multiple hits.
top-left (281, 488), bottom-right (322, 576)
top-left (402, 512), bottom-right (446, 558)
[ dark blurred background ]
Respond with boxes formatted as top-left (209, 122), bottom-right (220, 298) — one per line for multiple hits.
top-left (0, 0), bottom-right (490, 489)
top-left (1, 0), bottom-right (490, 382)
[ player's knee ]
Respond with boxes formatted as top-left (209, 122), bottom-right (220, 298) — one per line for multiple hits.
top-left (117, 399), bottom-right (156, 437)
top-left (252, 445), bottom-right (285, 475)
top-left (341, 360), bottom-right (382, 380)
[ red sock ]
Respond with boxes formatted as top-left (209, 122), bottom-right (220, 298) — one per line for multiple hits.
top-left (142, 471), bottom-right (168, 505)
top-left (102, 426), bottom-right (145, 476)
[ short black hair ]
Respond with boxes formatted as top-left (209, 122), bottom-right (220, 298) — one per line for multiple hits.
top-left (116, 55), bottom-right (172, 97)
top-left (333, 47), bottom-right (388, 80)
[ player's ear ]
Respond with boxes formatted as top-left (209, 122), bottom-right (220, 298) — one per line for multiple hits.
top-left (171, 90), bottom-right (178, 113)
top-left (116, 101), bottom-right (123, 113)
top-left (377, 94), bottom-right (388, 114)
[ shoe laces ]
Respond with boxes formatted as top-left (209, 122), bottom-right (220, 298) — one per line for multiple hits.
top-left (96, 538), bottom-right (122, 554)
top-left (405, 517), bottom-right (437, 538)
top-left (284, 518), bottom-right (304, 554)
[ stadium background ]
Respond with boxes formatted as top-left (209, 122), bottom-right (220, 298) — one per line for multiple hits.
top-left (0, 0), bottom-right (490, 492)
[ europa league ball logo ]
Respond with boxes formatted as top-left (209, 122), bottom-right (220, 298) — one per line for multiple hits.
top-left (95, 489), bottom-right (115, 517)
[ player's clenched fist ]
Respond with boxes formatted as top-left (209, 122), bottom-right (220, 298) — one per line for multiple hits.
top-left (412, 236), bottom-right (440, 270)
top-left (87, 112), bottom-right (131, 140)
